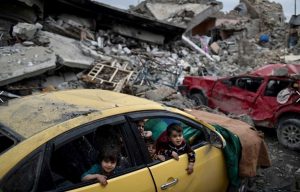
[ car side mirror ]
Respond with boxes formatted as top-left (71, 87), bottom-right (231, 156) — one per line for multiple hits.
top-left (209, 131), bottom-right (226, 149)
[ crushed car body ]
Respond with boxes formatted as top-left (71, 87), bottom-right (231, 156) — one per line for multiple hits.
top-left (179, 64), bottom-right (300, 150)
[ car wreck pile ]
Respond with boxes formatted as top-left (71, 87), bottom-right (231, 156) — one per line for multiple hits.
top-left (0, 0), bottom-right (300, 190)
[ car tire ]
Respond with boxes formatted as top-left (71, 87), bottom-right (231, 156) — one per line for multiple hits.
top-left (277, 116), bottom-right (300, 151)
top-left (190, 93), bottom-right (207, 106)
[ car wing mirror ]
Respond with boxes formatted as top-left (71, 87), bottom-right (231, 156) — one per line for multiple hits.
top-left (209, 130), bottom-right (226, 149)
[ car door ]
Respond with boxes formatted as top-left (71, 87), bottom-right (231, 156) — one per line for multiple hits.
top-left (36, 116), bottom-right (156, 192)
top-left (211, 76), bottom-right (263, 115)
top-left (250, 78), bottom-right (292, 124)
top-left (0, 146), bottom-right (45, 192)
top-left (127, 111), bottom-right (228, 192)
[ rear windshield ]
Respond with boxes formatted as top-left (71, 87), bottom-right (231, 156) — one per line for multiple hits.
top-left (0, 128), bottom-right (18, 154)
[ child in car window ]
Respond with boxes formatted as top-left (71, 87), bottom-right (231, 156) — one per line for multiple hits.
top-left (163, 123), bottom-right (195, 174)
top-left (145, 138), bottom-right (165, 161)
top-left (81, 149), bottom-right (119, 186)
top-left (137, 119), bottom-right (152, 139)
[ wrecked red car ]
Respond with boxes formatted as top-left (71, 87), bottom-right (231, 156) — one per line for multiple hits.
top-left (179, 64), bottom-right (300, 150)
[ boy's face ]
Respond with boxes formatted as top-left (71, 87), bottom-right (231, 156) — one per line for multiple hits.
top-left (147, 143), bottom-right (156, 156)
top-left (101, 159), bottom-right (117, 173)
top-left (169, 130), bottom-right (184, 146)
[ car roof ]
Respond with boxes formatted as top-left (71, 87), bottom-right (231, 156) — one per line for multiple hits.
top-left (0, 89), bottom-right (163, 139)
top-left (250, 64), bottom-right (300, 76)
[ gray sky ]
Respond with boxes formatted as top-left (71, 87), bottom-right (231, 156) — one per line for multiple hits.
top-left (97, 0), bottom-right (298, 21)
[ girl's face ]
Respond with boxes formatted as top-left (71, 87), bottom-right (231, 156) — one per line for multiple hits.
top-left (169, 130), bottom-right (183, 146)
top-left (137, 121), bottom-right (145, 135)
top-left (101, 159), bottom-right (117, 173)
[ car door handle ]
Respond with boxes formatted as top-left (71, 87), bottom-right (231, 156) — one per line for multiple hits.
top-left (161, 178), bottom-right (178, 190)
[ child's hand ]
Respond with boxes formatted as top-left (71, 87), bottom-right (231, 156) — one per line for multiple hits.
top-left (96, 175), bottom-right (108, 186)
top-left (186, 162), bottom-right (194, 174)
top-left (171, 151), bottom-right (179, 160)
top-left (157, 154), bottom-right (165, 161)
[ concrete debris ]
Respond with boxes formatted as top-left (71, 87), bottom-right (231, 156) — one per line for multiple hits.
top-left (12, 23), bottom-right (43, 41)
top-left (43, 31), bottom-right (94, 68)
top-left (210, 42), bottom-right (220, 55)
top-left (131, 0), bottom-right (223, 29)
top-left (144, 85), bottom-right (176, 101)
top-left (282, 54), bottom-right (300, 63)
top-left (112, 24), bottom-right (165, 44)
top-left (146, 3), bottom-right (209, 27)
top-left (44, 16), bottom-right (95, 41)
top-left (161, 92), bottom-right (195, 109)
top-left (0, 44), bottom-right (56, 86)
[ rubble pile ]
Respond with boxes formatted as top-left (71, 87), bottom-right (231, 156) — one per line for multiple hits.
top-left (253, 0), bottom-right (285, 31)
top-left (130, 0), bottom-right (221, 28)
top-left (0, 0), bottom-right (298, 102)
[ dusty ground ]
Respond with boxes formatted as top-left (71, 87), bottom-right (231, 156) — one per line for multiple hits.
top-left (251, 128), bottom-right (300, 192)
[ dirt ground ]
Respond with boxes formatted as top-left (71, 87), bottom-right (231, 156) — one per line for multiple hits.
top-left (250, 127), bottom-right (300, 192)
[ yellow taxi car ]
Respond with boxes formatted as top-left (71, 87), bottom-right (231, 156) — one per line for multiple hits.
top-left (0, 89), bottom-right (230, 192)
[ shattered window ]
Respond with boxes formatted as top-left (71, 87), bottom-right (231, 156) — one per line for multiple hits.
top-left (233, 77), bottom-right (263, 93)
top-left (264, 79), bottom-right (291, 97)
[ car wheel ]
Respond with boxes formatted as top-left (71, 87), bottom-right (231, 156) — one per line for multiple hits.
top-left (190, 93), bottom-right (207, 106)
top-left (277, 116), bottom-right (300, 150)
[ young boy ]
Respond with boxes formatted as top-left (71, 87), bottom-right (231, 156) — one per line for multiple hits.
top-left (145, 137), bottom-right (165, 161)
top-left (81, 150), bottom-right (118, 186)
top-left (163, 123), bottom-right (195, 174)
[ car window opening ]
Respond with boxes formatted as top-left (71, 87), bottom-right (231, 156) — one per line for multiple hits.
top-left (230, 77), bottom-right (264, 93)
top-left (48, 124), bottom-right (131, 190)
top-left (136, 117), bottom-right (208, 163)
top-left (0, 131), bottom-right (16, 154)
top-left (264, 79), bottom-right (291, 97)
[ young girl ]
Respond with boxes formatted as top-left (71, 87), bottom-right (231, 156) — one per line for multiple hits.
top-left (137, 120), bottom-right (152, 139)
top-left (81, 149), bottom-right (119, 186)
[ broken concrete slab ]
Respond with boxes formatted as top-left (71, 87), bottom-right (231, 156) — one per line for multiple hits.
top-left (0, 44), bottom-right (56, 86)
top-left (144, 86), bottom-right (176, 101)
top-left (12, 23), bottom-right (43, 40)
top-left (146, 3), bottom-right (209, 22)
top-left (281, 54), bottom-right (300, 63)
top-left (112, 24), bottom-right (165, 44)
top-left (42, 31), bottom-right (94, 68)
